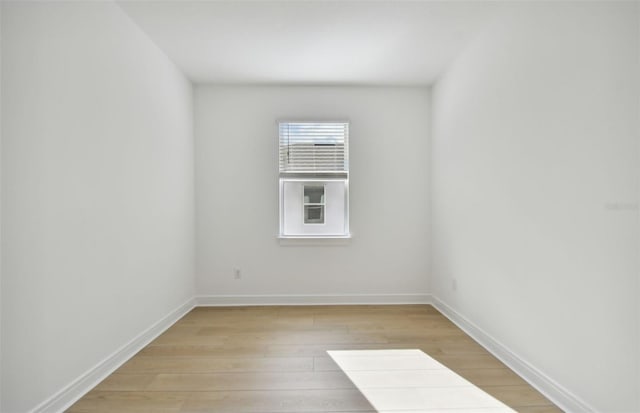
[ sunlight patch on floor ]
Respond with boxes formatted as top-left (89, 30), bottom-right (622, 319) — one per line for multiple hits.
top-left (327, 349), bottom-right (516, 413)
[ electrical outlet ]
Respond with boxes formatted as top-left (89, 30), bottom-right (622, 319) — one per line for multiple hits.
top-left (234, 268), bottom-right (241, 279)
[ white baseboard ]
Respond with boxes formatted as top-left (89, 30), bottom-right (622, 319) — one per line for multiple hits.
top-left (197, 293), bottom-right (432, 306)
top-left (431, 296), bottom-right (595, 413)
top-left (27, 293), bottom-right (430, 413)
top-left (27, 294), bottom-right (592, 413)
top-left (30, 297), bottom-right (197, 413)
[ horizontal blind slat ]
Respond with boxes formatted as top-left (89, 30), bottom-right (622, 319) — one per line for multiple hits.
top-left (279, 121), bottom-right (349, 173)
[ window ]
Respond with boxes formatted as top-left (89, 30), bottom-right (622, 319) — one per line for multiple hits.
top-left (279, 121), bottom-right (350, 238)
top-left (303, 184), bottom-right (325, 224)
top-left (279, 122), bottom-right (348, 174)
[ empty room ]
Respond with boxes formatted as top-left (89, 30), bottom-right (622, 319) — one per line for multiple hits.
top-left (1, 1), bottom-right (638, 412)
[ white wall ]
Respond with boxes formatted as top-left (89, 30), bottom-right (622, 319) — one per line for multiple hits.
top-left (0, 3), bottom-right (3, 409)
top-left (196, 86), bottom-right (429, 300)
top-left (1, 2), bottom-right (194, 412)
top-left (431, 2), bottom-right (639, 412)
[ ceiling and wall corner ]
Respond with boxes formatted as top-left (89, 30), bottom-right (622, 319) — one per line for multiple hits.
top-left (0, 1), bottom-right (638, 412)
top-left (116, 0), bottom-right (499, 86)
top-left (104, 1), bottom-right (640, 411)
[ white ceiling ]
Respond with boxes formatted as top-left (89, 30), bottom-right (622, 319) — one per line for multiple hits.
top-left (117, 1), bottom-right (499, 85)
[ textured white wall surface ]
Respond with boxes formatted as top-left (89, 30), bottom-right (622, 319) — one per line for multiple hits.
top-left (1, 2), bottom-right (194, 411)
top-left (195, 86), bottom-right (430, 298)
top-left (431, 2), bottom-right (639, 411)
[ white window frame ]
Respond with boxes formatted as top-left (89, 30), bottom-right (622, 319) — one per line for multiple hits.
top-left (278, 120), bottom-right (350, 241)
top-left (278, 177), bottom-right (350, 239)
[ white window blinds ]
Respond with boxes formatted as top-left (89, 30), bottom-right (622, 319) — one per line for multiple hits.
top-left (279, 122), bottom-right (349, 174)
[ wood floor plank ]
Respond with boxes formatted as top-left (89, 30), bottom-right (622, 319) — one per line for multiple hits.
top-left (118, 356), bottom-right (314, 374)
top-left (434, 352), bottom-right (509, 370)
top-left (224, 331), bottom-right (390, 345)
top-left (455, 367), bottom-right (531, 386)
top-left (93, 374), bottom-right (156, 391)
top-left (180, 389), bottom-right (375, 413)
top-left (146, 371), bottom-right (356, 391)
top-left (264, 343), bottom-right (417, 357)
top-left (481, 384), bottom-right (555, 408)
top-left (66, 391), bottom-right (188, 413)
top-left (138, 344), bottom-right (267, 357)
top-left (66, 305), bottom-right (562, 413)
top-left (517, 406), bottom-right (565, 413)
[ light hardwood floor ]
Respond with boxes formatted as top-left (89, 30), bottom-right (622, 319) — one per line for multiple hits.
top-left (67, 305), bottom-right (562, 413)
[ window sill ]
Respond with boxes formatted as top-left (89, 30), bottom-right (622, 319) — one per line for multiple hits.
top-left (278, 234), bottom-right (352, 246)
